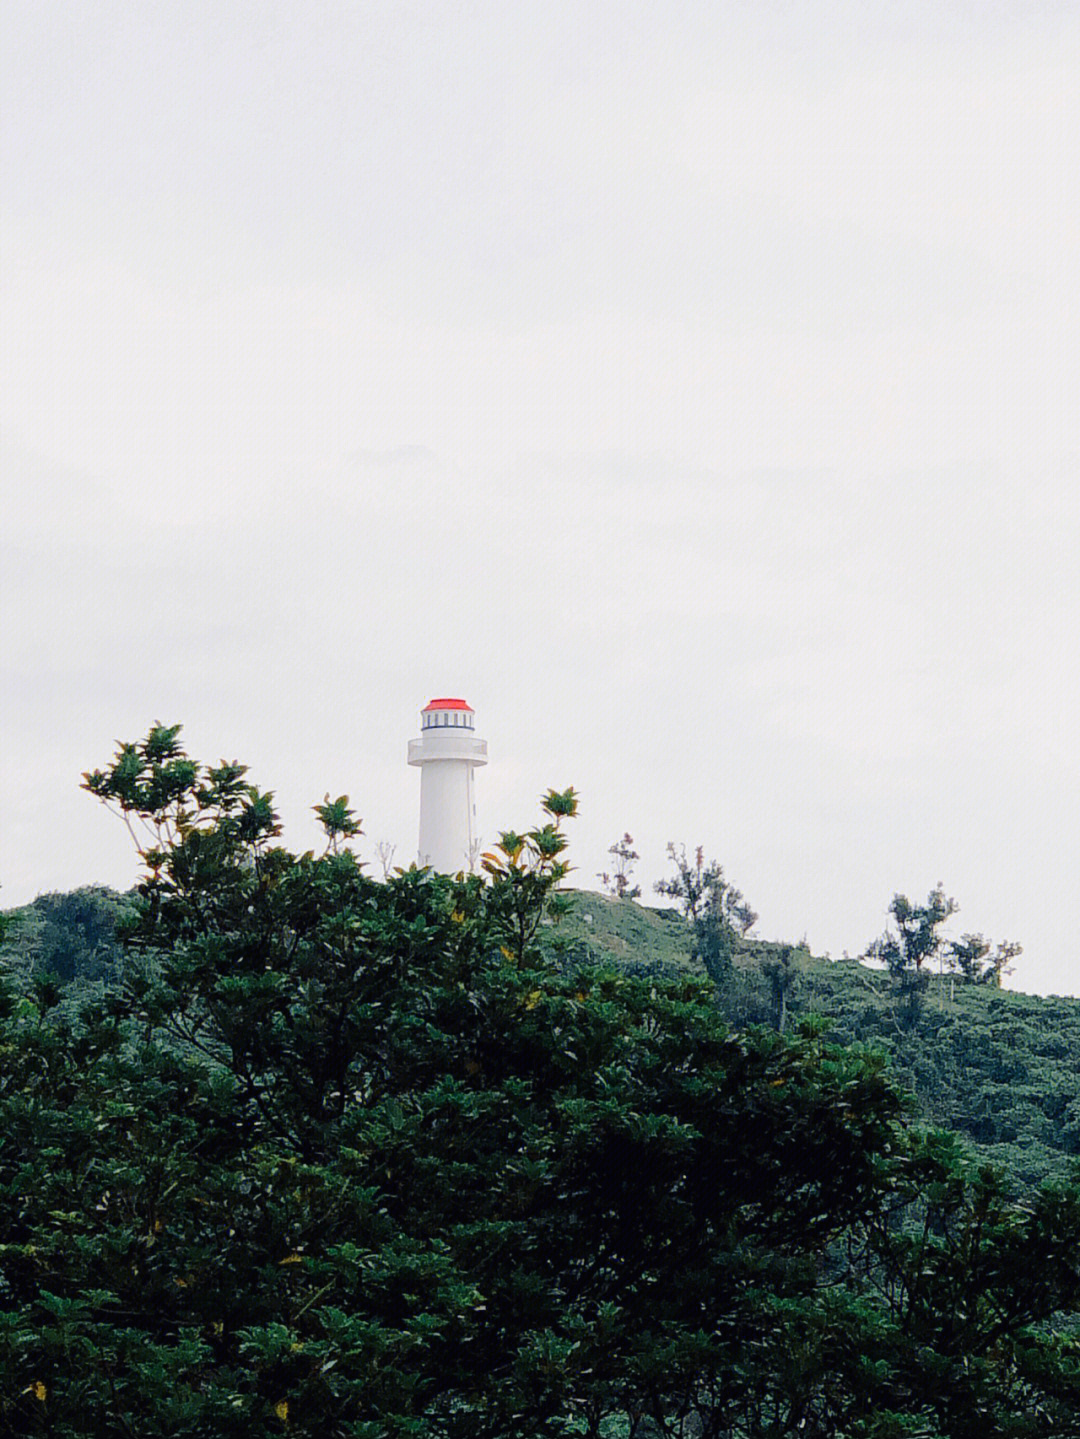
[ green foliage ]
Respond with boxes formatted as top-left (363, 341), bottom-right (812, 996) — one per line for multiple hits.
top-left (480, 787), bottom-right (579, 967)
top-left (312, 794), bottom-right (363, 855)
top-left (1, 733), bottom-right (1078, 1435)
top-left (760, 944), bottom-right (801, 1034)
top-left (949, 932), bottom-right (1022, 987)
top-left (653, 844), bottom-right (756, 991)
top-left (0, 886), bottom-right (132, 991)
top-left (856, 1132), bottom-right (1080, 1436)
top-left (549, 894), bottom-right (1080, 1191)
top-left (31, 887), bottom-right (129, 985)
top-left (867, 886), bottom-right (959, 977)
top-left (866, 886), bottom-right (959, 1028)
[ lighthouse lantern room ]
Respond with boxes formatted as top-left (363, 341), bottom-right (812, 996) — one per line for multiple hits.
top-left (407, 698), bottom-right (488, 873)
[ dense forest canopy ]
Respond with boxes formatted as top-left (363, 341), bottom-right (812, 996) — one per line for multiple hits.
top-left (1, 725), bottom-right (1078, 1436)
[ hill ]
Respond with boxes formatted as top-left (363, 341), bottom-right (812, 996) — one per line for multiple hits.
top-left (543, 889), bottom-right (1080, 1189)
top-left (3, 883), bottom-right (1078, 1190)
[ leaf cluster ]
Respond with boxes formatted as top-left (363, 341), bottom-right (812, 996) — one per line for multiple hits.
top-left (479, 788), bottom-right (579, 967)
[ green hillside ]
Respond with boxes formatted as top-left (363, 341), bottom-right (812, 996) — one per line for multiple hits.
top-left (3, 882), bottom-right (1078, 1191)
top-left (544, 889), bottom-right (1080, 1189)
top-left (3, 731), bottom-right (1078, 1436)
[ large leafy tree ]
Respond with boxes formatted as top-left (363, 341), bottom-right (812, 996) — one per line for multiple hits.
top-left (1, 727), bottom-right (1077, 1437)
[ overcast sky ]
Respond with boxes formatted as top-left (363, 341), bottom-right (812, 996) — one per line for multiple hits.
top-left (2, 1), bottom-right (1078, 994)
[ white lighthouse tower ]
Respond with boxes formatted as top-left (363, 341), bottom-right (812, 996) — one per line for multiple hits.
top-left (408, 698), bottom-right (488, 873)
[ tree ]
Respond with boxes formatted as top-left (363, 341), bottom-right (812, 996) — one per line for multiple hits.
top-left (654, 843), bottom-right (756, 988)
top-left (33, 888), bottom-right (112, 981)
top-left (312, 795), bottom-right (362, 855)
top-left (949, 932), bottom-right (1022, 987)
top-left (866, 884), bottom-right (958, 1027)
top-left (854, 1131), bottom-right (1080, 1437)
top-left (0, 886), bottom-right (130, 987)
top-left (867, 885), bottom-right (959, 977)
top-left (1, 727), bottom-right (1077, 1438)
top-left (598, 832), bottom-right (641, 901)
top-left (479, 787), bottom-right (579, 966)
top-left (761, 944), bottom-right (800, 1034)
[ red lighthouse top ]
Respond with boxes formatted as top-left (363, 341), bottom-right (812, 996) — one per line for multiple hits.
top-left (423, 698), bottom-right (472, 711)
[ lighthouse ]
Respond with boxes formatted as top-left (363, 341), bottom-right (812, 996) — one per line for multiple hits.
top-left (408, 698), bottom-right (488, 873)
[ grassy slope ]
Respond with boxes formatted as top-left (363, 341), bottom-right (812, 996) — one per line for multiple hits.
top-left (544, 890), bottom-right (1080, 1189)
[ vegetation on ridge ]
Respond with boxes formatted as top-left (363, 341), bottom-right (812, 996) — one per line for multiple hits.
top-left (0, 726), bottom-right (1077, 1435)
top-left (544, 884), bottom-right (1080, 1191)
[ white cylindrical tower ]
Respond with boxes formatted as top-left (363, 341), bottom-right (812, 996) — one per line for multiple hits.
top-left (407, 698), bottom-right (488, 873)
